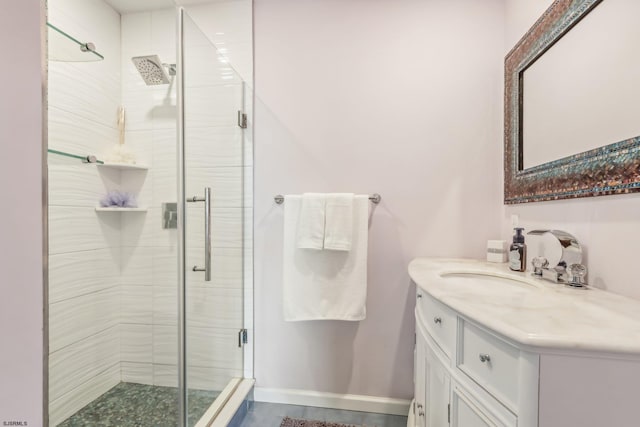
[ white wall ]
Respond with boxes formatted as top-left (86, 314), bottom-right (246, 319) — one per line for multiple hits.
top-left (0, 1), bottom-right (44, 425)
top-left (253, 0), bottom-right (505, 400)
top-left (503, 0), bottom-right (640, 302)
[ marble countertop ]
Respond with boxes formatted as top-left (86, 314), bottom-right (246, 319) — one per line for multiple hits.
top-left (409, 258), bottom-right (640, 356)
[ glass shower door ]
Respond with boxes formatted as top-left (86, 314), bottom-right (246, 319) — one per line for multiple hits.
top-left (179, 9), bottom-right (246, 426)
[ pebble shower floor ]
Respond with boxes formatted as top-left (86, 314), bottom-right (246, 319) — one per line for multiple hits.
top-left (57, 382), bottom-right (218, 426)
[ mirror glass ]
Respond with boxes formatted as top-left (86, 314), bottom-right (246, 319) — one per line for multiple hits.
top-left (504, 0), bottom-right (640, 203)
top-left (521, 0), bottom-right (640, 169)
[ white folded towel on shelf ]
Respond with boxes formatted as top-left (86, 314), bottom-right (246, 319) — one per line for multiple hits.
top-left (324, 193), bottom-right (354, 251)
top-left (296, 193), bottom-right (326, 250)
top-left (283, 195), bottom-right (369, 321)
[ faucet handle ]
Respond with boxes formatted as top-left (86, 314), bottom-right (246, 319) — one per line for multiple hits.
top-left (568, 263), bottom-right (588, 287)
top-left (531, 256), bottom-right (549, 276)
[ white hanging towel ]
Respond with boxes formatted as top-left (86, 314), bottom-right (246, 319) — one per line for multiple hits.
top-left (283, 194), bottom-right (368, 321)
top-left (296, 193), bottom-right (326, 250)
top-left (323, 193), bottom-right (354, 251)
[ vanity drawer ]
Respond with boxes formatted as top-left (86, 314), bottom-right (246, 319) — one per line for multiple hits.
top-left (458, 320), bottom-right (520, 411)
top-left (416, 291), bottom-right (457, 359)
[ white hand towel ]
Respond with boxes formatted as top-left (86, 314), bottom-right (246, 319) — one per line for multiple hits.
top-left (283, 195), bottom-right (368, 321)
top-left (324, 193), bottom-right (354, 251)
top-left (296, 193), bottom-right (326, 250)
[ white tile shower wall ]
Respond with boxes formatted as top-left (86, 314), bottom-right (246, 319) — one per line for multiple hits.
top-left (502, 0), bottom-right (640, 302)
top-left (46, 0), bottom-right (122, 424)
top-left (120, 7), bottom-right (250, 390)
top-left (253, 0), bottom-right (504, 400)
top-left (49, 326), bottom-right (120, 401)
top-left (48, 364), bottom-right (121, 426)
top-left (120, 9), bottom-right (176, 386)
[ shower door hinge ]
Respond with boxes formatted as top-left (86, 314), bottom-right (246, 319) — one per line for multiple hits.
top-left (238, 328), bottom-right (248, 347)
top-left (237, 111), bottom-right (248, 129)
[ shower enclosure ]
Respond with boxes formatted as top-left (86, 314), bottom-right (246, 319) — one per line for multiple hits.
top-left (46, 2), bottom-right (252, 426)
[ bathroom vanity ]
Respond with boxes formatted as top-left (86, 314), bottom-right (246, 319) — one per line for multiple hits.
top-left (409, 258), bottom-right (640, 427)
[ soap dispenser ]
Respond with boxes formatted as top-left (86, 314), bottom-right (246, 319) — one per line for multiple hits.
top-left (509, 227), bottom-right (527, 272)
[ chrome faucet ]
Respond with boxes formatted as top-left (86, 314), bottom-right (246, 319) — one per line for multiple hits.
top-left (527, 230), bottom-right (588, 287)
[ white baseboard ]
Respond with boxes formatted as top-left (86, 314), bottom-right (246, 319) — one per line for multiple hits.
top-left (253, 387), bottom-right (411, 416)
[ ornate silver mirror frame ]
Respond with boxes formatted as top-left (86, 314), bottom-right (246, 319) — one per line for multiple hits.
top-left (504, 0), bottom-right (640, 204)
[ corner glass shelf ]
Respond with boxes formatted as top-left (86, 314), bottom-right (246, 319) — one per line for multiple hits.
top-left (95, 207), bottom-right (147, 212)
top-left (47, 22), bottom-right (104, 62)
top-left (98, 162), bottom-right (149, 171)
top-left (47, 148), bottom-right (104, 164)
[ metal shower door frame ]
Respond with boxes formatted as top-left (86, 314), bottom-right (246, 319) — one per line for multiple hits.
top-left (176, 7), bottom-right (187, 427)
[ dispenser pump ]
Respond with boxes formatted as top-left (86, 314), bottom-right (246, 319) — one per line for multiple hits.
top-left (509, 227), bottom-right (527, 272)
top-left (513, 227), bottom-right (525, 244)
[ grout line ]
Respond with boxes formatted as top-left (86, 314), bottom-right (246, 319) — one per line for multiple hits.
top-left (49, 324), bottom-right (120, 356)
top-left (49, 247), bottom-right (120, 256)
top-left (49, 285), bottom-right (120, 306)
top-left (49, 285), bottom-right (120, 305)
top-left (49, 105), bottom-right (119, 132)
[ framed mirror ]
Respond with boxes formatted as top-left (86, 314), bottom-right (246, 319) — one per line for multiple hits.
top-left (504, 0), bottom-right (640, 204)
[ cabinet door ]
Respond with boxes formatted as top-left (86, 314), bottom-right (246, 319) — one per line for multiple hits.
top-left (425, 343), bottom-right (450, 427)
top-left (415, 332), bottom-right (426, 427)
top-left (451, 384), bottom-right (515, 427)
top-left (453, 394), bottom-right (493, 427)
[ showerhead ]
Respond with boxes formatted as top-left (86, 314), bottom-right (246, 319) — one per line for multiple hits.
top-left (131, 55), bottom-right (175, 85)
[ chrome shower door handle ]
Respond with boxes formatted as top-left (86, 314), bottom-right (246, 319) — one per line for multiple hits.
top-left (203, 187), bottom-right (211, 281)
top-left (187, 187), bottom-right (212, 281)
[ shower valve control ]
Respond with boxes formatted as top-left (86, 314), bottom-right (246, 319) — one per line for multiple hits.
top-left (162, 203), bottom-right (177, 229)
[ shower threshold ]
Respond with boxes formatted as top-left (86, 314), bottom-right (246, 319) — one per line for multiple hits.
top-left (57, 382), bottom-right (220, 427)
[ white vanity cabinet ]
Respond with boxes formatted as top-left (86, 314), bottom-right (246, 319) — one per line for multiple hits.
top-left (410, 258), bottom-right (640, 427)
top-left (415, 322), bottom-right (450, 427)
top-left (414, 291), bottom-right (528, 427)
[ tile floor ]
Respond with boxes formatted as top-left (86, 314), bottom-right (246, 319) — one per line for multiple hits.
top-left (238, 402), bottom-right (408, 427)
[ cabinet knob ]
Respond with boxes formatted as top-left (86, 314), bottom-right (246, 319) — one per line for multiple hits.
top-left (479, 353), bottom-right (491, 363)
top-left (417, 403), bottom-right (423, 409)
top-left (433, 317), bottom-right (442, 324)
top-left (418, 410), bottom-right (425, 417)
top-left (417, 293), bottom-right (423, 299)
